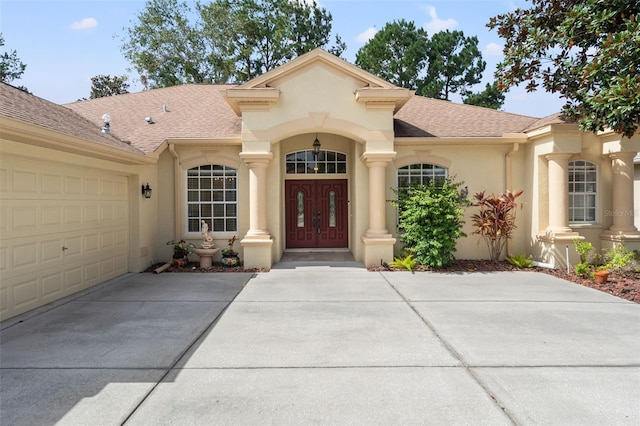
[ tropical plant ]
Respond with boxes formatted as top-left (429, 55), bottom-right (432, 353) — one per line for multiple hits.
top-left (389, 254), bottom-right (417, 272)
top-left (470, 190), bottom-right (523, 263)
top-left (573, 238), bottom-right (594, 264)
top-left (505, 253), bottom-right (534, 268)
top-left (391, 177), bottom-right (467, 267)
top-left (221, 235), bottom-right (237, 255)
top-left (166, 239), bottom-right (196, 259)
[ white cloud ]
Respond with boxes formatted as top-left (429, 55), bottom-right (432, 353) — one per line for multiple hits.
top-left (423, 6), bottom-right (457, 35)
top-left (484, 42), bottom-right (503, 57)
top-left (70, 17), bottom-right (98, 30)
top-left (356, 27), bottom-right (377, 44)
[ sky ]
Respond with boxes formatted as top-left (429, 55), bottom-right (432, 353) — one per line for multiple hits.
top-left (1, 0), bottom-right (564, 118)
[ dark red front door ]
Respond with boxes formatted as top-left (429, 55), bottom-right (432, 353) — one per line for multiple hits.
top-left (285, 180), bottom-right (348, 248)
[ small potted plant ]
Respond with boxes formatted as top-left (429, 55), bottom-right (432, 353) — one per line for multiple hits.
top-left (593, 264), bottom-right (611, 284)
top-left (166, 239), bottom-right (196, 267)
top-left (220, 235), bottom-right (239, 266)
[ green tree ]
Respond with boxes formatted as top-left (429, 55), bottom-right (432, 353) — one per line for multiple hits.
top-left (121, 0), bottom-right (344, 87)
top-left (199, 0), bottom-right (343, 82)
top-left (355, 20), bottom-right (428, 90)
top-left (0, 33), bottom-right (27, 91)
top-left (463, 81), bottom-right (505, 109)
top-left (488, 0), bottom-right (640, 137)
top-left (421, 30), bottom-right (486, 100)
top-left (391, 178), bottom-right (467, 268)
top-left (89, 75), bottom-right (130, 99)
top-left (120, 0), bottom-right (222, 88)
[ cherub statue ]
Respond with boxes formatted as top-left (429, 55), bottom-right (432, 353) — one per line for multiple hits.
top-left (201, 220), bottom-right (214, 248)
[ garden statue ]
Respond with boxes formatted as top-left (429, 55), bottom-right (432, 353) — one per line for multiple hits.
top-left (201, 220), bottom-right (214, 248)
top-left (192, 220), bottom-right (219, 268)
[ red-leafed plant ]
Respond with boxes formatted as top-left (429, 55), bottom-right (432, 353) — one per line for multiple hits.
top-left (471, 190), bottom-right (523, 263)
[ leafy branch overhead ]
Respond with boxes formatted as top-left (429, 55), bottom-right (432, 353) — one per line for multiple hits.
top-left (488, 0), bottom-right (640, 137)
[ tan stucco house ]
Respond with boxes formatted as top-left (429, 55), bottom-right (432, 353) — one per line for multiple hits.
top-left (2, 48), bottom-right (639, 320)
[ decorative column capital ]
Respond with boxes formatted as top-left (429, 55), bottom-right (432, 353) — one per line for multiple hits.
top-left (239, 151), bottom-right (273, 168)
top-left (544, 153), bottom-right (573, 162)
top-left (608, 151), bottom-right (637, 162)
top-left (360, 151), bottom-right (396, 166)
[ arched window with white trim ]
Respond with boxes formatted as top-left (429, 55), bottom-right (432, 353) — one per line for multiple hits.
top-left (397, 163), bottom-right (447, 188)
top-left (569, 160), bottom-right (597, 223)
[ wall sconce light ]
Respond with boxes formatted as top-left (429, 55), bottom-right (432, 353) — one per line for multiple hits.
top-left (312, 134), bottom-right (321, 172)
top-left (141, 183), bottom-right (152, 199)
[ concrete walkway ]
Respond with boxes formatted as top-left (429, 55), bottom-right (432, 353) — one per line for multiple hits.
top-left (1, 266), bottom-right (639, 425)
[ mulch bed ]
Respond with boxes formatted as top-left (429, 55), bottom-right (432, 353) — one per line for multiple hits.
top-left (146, 259), bottom-right (639, 304)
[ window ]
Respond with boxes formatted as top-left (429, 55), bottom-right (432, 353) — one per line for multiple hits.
top-left (187, 165), bottom-right (237, 232)
top-left (396, 164), bottom-right (448, 226)
top-left (569, 160), bottom-right (597, 223)
top-left (397, 163), bottom-right (447, 188)
top-left (285, 150), bottom-right (347, 174)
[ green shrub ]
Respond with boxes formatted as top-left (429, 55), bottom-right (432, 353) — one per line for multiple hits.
top-left (391, 178), bottom-right (467, 268)
top-left (506, 253), bottom-right (534, 268)
top-left (605, 245), bottom-right (634, 270)
top-left (574, 262), bottom-right (593, 277)
top-left (573, 238), bottom-right (593, 264)
top-left (389, 254), bottom-right (417, 272)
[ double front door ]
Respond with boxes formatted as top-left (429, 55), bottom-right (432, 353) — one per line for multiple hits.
top-left (285, 179), bottom-right (348, 248)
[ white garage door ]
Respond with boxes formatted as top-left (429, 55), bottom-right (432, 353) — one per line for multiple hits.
top-left (0, 156), bottom-right (129, 321)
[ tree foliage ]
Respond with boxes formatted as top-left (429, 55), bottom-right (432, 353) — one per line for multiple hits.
top-left (470, 190), bottom-right (523, 263)
top-left (355, 20), bottom-right (428, 91)
top-left (488, 0), bottom-right (640, 137)
top-left (391, 178), bottom-right (467, 268)
top-left (355, 23), bottom-right (501, 108)
top-left (421, 30), bottom-right (486, 100)
top-left (0, 33), bottom-right (27, 91)
top-left (89, 75), bottom-right (130, 99)
top-left (463, 81), bottom-right (506, 109)
top-left (120, 0), bottom-right (344, 87)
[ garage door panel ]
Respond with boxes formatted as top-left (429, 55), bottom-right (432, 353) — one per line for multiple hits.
top-left (42, 272), bottom-right (63, 299)
top-left (0, 156), bottom-right (130, 321)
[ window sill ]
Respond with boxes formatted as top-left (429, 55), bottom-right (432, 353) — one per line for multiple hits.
top-left (570, 223), bottom-right (602, 230)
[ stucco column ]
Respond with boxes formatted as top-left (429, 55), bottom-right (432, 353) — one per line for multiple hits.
top-left (545, 153), bottom-right (574, 235)
top-left (359, 151), bottom-right (396, 268)
top-left (240, 152), bottom-right (273, 239)
top-left (609, 152), bottom-right (638, 233)
top-left (361, 152), bottom-right (395, 237)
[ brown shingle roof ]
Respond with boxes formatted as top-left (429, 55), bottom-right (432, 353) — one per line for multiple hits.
top-left (523, 112), bottom-right (575, 132)
top-left (0, 82), bottom-right (143, 155)
top-left (65, 84), bottom-right (242, 154)
top-left (394, 96), bottom-right (539, 137)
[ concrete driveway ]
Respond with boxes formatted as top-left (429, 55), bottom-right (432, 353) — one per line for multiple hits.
top-left (1, 266), bottom-right (639, 425)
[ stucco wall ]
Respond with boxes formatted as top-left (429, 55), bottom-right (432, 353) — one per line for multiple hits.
top-left (388, 142), bottom-right (523, 260)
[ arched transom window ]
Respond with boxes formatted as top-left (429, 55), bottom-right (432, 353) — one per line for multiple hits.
top-left (286, 150), bottom-right (347, 174)
top-left (187, 165), bottom-right (237, 232)
top-left (397, 163), bottom-right (448, 187)
top-left (569, 160), bottom-right (597, 223)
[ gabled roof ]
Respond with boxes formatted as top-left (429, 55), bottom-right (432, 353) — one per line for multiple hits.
top-left (394, 96), bottom-right (539, 137)
top-left (523, 112), bottom-right (575, 132)
top-left (237, 48), bottom-right (399, 90)
top-left (0, 82), bottom-right (143, 155)
top-left (66, 84), bottom-right (241, 154)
